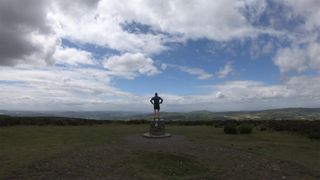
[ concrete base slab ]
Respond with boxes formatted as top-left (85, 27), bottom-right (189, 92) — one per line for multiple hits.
top-left (143, 132), bottom-right (171, 138)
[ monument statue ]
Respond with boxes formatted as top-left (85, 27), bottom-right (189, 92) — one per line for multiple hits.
top-left (143, 93), bottom-right (171, 138)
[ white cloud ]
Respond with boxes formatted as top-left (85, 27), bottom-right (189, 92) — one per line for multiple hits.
top-left (166, 64), bottom-right (213, 80)
top-left (161, 64), bottom-right (168, 70)
top-left (105, 0), bottom-right (265, 41)
top-left (1, 0), bottom-right (320, 112)
top-left (274, 42), bottom-right (320, 74)
top-left (0, 0), bottom-right (294, 67)
top-left (218, 62), bottom-right (233, 78)
top-left (54, 1), bottom-right (167, 55)
top-left (283, 0), bottom-right (320, 31)
top-left (215, 91), bottom-right (225, 99)
top-left (49, 0), bottom-right (280, 57)
top-left (250, 40), bottom-right (275, 58)
top-left (213, 76), bottom-right (320, 104)
top-left (159, 76), bottom-right (320, 111)
top-left (179, 66), bottom-right (213, 80)
top-left (307, 42), bottom-right (320, 70)
top-left (53, 47), bottom-right (94, 65)
top-left (2, 0), bottom-right (317, 67)
top-left (0, 66), bottom-right (144, 111)
top-left (214, 80), bottom-right (295, 100)
top-left (1, 65), bottom-right (320, 111)
top-left (103, 53), bottom-right (160, 79)
top-left (271, 1), bottom-right (320, 75)
top-left (274, 47), bottom-right (308, 74)
top-left (286, 76), bottom-right (320, 98)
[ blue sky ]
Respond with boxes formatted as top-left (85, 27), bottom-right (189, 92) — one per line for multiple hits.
top-left (0, 0), bottom-right (320, 112)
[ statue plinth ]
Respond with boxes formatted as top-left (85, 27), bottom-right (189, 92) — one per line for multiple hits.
top-left (143, 119), bottom-right (171, 138)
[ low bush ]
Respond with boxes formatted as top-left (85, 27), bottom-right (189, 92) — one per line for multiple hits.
top-left (308, 131), bottom-right (320, 139)
top-left (258, 125), bottom-right (267, 131)
top-left (238, 124), bottom-right (253, 134)
top-left (265, 120), bottom-right (320, 139)
top-left (224, 124), bottom-right (238, 134)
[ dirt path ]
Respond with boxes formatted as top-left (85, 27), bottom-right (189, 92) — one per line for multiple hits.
top-left (4, 134), bottom-right (319, 180)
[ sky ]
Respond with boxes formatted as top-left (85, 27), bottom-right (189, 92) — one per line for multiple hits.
top-left (0, 0), bottom-right (320, 112)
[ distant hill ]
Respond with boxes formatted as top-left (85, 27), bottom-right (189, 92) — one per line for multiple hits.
top-left (132, 108), bottom-right (320, 121)
top-left (1, 108), bottom-right (320, 121)
top-left (0, 110), bottom-right (147, 120)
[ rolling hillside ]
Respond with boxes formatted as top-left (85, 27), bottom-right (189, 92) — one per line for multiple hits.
top-left (1, 108), bottom-right (320, 121)
top-left (133, 108), bottom-right (320, 121)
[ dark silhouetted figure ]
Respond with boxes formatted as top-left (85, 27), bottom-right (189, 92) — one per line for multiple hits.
top-left (150, 93), bottom-right (163, 120)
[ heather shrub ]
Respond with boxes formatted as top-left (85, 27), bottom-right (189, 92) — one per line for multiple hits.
top-left (258, 125), bottom-right (267, 131)
top-left (224, 124), bottom-right (238, 134)
top-left (238, 124), bottom-right (253, 134)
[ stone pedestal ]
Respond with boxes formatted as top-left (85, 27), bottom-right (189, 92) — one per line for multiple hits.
top-left (143, 119), bottom-right (171, 138)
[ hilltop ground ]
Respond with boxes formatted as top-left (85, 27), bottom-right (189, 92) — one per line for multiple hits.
top-left (1, 124), bottom-right (319, 179)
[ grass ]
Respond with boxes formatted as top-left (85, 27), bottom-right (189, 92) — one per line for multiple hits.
top-left (126, 151), bottom-right (217, 179)
top-left (0, 124), bottom-right (147, 177)
top-left (167, 126), bottom-right (320, 172)
top-left (1, 124), bottom-right (319, 179)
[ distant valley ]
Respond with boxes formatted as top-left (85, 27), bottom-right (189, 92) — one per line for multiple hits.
top-left (1, 108), bottom-right (320, 121)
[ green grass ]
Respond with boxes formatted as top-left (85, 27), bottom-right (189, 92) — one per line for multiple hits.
top-left (168, 126), bottom-right (320, 172)
top-left (126, 151), bottom-right (217, 179)
top-left (1, 124), bottom-right (319, 178)
top-left (0, 124), bottom-right (147, 177)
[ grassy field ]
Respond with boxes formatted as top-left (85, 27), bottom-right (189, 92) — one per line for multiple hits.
top-left (170, 126), bottom-right (320, 171)
top-left (1, 124), bottom-right (319, 179)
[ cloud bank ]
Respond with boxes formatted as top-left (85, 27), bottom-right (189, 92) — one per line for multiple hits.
top-left (0, 0), bottom-right (320, 111)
